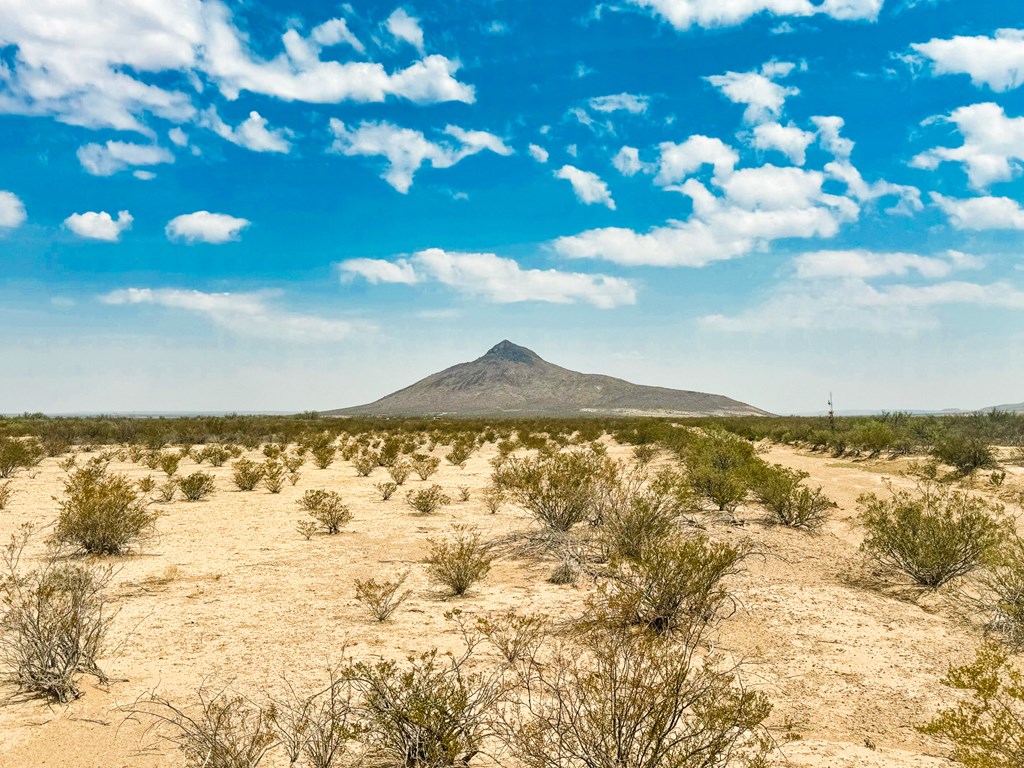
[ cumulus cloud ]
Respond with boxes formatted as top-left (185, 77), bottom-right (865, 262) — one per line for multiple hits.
top-left (528, 144), bottom-right (550, 163)
top-left (932, 193), bottom-right (1024, 230)
top-left (64, 210), bottom-right (133, 242)
top-left (627, 0), bottom-right (881, 29)
top-left (101, 287), bottom-right (366, 342)
top-left (0, 191), bottom-right (27, 228)
top-left (202, 109), bottom-right (292, 153)
top-left (911, 29), bottom-right (1024, 92)
top-left (706, 61), bottom-right (799, 123)
top-left (329, 120), bottom-right (512, 193)
top-left (824, 160), bottom-right (922, 215)
top-left (386, 8), bottom-right (424, 52)
top-left (911, 103), bottom-right (1024, 189)
top-left (654, 136), bottom-right (739, 185)
top-left (554, 165), bottom-right (616, 209)
top-left (613, 146), bottom-right (651, 176)
top-left (77, 141), bottom-right (174, 176)
top-left (752, 122), bottom-right (816, 165)
top-left (339, 249), bottom-right (636, 308)
top-left (587, 93), bottom-right (650, 114)
top-left (166, 211), bottom-right (250, 243)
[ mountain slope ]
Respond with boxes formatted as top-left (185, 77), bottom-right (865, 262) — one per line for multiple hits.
top-left (326, 340), bottom-right (770, 418)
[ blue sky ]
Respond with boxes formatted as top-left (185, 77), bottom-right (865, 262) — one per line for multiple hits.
top-left (2, 0), bottom-right (1024, 414)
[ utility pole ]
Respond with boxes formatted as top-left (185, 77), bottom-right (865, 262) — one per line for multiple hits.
top-left (827, 392), bottom-right (835, 435)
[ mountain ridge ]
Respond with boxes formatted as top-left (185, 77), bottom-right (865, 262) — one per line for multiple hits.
top-left (326, 340), bottom-right (770, 418)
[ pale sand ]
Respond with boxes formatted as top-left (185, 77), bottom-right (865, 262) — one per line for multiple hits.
top-left (0, 439), bottom-right (1016, 767)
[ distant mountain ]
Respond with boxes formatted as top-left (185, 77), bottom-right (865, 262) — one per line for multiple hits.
top-left (990, 402), bottom-right (1024, 413)
top-left (326, 340), bottom-right (770, 418)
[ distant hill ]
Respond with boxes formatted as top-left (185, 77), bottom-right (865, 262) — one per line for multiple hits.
top-left (326, 340), bottom-right (770, 418)
top-left (990, 402), bottom-right (1024, 413)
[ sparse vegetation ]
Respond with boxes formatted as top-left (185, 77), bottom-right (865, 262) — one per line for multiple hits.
top-left (178, 472), bottom-right (216, 502)
top-left (405, 485), bottom-right (451, 515)
top-left (375, 481), bottom-right (398, 501)
top-left (299, 490), bottom-right (352, 534)
top-left (54, 463), bottom-right (157, 555)
top-left (492, 449), bottom-right (607, 532)
top-left (748, 463), bottom-right (834, 530)
top-left (354, 571), bottom-right (412, 621)
top-left (231, 459), bottom-right (265, 491)
top-left (412, 454), bottom-right (441, 481)
top-left (425, 526), bottom-right (494, 597)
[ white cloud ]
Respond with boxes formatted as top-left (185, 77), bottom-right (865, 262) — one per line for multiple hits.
top-left (932, 192), bottom-right (1024, 230)
top-left (912, 29), bottom-right (1024, 92)
top-left (793, 249), bottom-right (980, 280)
top-left (166, 211), bottom-right (250, 244)
top-left (706, 61), bottom-right (799, 123)
top-left (168, 127), bottom-right (189, 147)
top-left (329, 120), bottom-right (512, 193)
top-left (588, 93), bottom-right (650, 114)
top-left (627, 0), bottom-right (881, 29)
top-left (528, 144), bottom-right (550, 163)
top-left (654, 135), bottom-right (738, 185)
top-left (133, 170), bottom-right (157, 181)
top-left (554, 165), bottom-right (616, 209)
top-left (812, 115), bottom-right (854, 159)
top-left (64, 210), bottom-right (133, 242)
top-left (202, 109), bottom-right (292, 153)
top-left (752, 122), bottom-right (816, 165)
top-left (101, 287), bottom-right (366, 343)
top-left (911, 103), bottom-right (1024, 189)
top-left (0, 191), bottom-right (27, 228)
top-left (613, 146), bottom-right (652, 176)
top-left (77, 141), bottom-right (174, 176)
top-left (341, 249), bottom-right (636, 308)
top-left (386, 8), bottom-right (425, 52)
top-left (309, 18), bottom-right (364, 53)
top-left (824, 160), bottom-right (922, 214)
top-left (339, 258), bottom-right (418, 284)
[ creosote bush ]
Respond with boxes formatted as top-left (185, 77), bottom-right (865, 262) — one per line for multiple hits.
top-left (983, 536), bottom-right (1024, 648)
top-left (198, 445), bottom-right (230, 467)
top-left (859, 481), bottom-right (1009, 587)
top-left (412, 454), bottom-right (441, 481)
top-left (682, 432), bottom-right (760, 517)
top-left (0, 528), bottom-right (113, 702)
top-left (600, 467), bottom-right (688, 562)
top-left (374, 481), bottom-right (398, 501)
top-left (387, 459), bottom-right (412, 485)
top-left (492, 449), bottom-right (608, 532)
top-left (354, 570), bottom-right (412, 621)
top-left (262, 461), bottom-right (285, 494)
top-left (748, 463), bottom-right (834, 531)
top-left (405, 485), bottom-right (451, 515)
top-left (352, 452), bottom-right (377, 477)
top-left (0, 480), bottom-right (14, 510)
top-left (932, 435), bottom-right (999, 476)
top-left (0, 437), bottom-right (44, 478)
top-left (231, 458), bottom-right (265, 491)
top-left (299, 489), bottom-right (352, 534)
top-left (476, 610), bottom-right (548, 664)
top-left (158, 451), bottom-right (181, 477)
top-left (425, 526), bottom-right (493, 597)
top-left (177, 471), bottom-right (216, 502)
top-left (55, 463), bottom-right (157, 555)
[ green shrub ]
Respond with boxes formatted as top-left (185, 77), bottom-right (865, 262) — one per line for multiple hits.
top-left (199, 445), bottom-right (230, 467)
top-left (492, 450), bottom-right (607, 532)
top-left (0, 437), bottom-right (43, 478)
top-left (412, 454), bottom-right (441, 481)
top-left (476, 610), bottom-right (548, 664)
top-left (405, 485), bottom-right (451, 515)
top-left (933, 435), bottom-right (999, 476)
top-left (354, 571), bottom-right (411, 621)
top-left (231, 459), bottom-right (265, 491)
top-left (299, 490), bottom-right (352, 534)
top-left (352, 452), bottom-right (377, 477)
top-left (682, 433), bottom-right (759, 515)
top-left (178, 472), bottom-right (216, 502)
top-left (375, 481), bottom-right (398, 501)
top-left (983, 536), bottom-right (1024, 648)
top-left (748, 463), bottom-right (834, 530)
top-left (54, 464), bottom-right (157, 555)
top-left (425, 526), bottom-right (494, 597)
top-left (387, 459), bottom-right (412, 485)
top-left (0, 480), bottom-right (14, 510)
top-left (306, 434), bottom-right (337, 470)
top-left (859, 482), bottom-right (1008, 587)
top-left (158, 451), bottom-right (181, 477)
top-left (445, 439), bottom-right (475, 468)
top-left (262, 461), bottom-right (285, 494)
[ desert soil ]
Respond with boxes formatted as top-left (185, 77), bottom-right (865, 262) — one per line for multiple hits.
top-left (0, 439), bottom-right (1017, 768)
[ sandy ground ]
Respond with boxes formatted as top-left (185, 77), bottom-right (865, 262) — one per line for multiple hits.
top-left (0, 438), bottom-right (1018, 768)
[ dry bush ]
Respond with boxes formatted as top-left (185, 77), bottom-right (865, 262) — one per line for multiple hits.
top-left (55, 463), bottom-right (157, 555)
top-left (502, 628), bottom-right (772, 768)
top-left (297, 520), bottom-right (319, 541)
top-left (983, 536), bottom-right (1024, 648)
top-left (632, 443), bottom-right (659, 466)
top-left (387, 459), bottom-right (412, 485)
top-left (405, 485), bottom-right (451, 515)
top-left (492, 449), bottom-right (608, 532)
top-left (262, 461), bottom-right (285, 494)
top-left (601, 534), bottom-right (747, 642)
top-left (457, 486), bottom-right (472, 503)
top-left (859, 481), bottom-right (1009, 588)
top-left (374, 481), bottom-right (398, 501)
top-left (0, 527), bottom-right (113, 701)
top-left (307, 435), bottom-right (337, 470)
top-left (482, 486), bottom-right (504, 514)
top-left (134, 687), bottom-right (279, 768)
top-left (412, 454), bottom-right (441, 481)
top-left (352, 452), bottom-right (377, 477)
top-left (748, 463), bottom-right (834, 531)
top-left (299, 490), bottom-right (352, 534)
top-left (268, 668), bottom-right (360, 768)
top-left (426, 526), bottom-right (494, 597)
top-left (157, 479), bottom-right (177, 503)
top-left (199, 445), bottom-right (231, 467)
top-left (445, 440), bottom-right (475, 468)
top-left (137, 475), bottom-right (156, 495)
top-left (0, 437), bottom-right (44, 478)
top-left (922, 643), bottom-right (1024, 768)
top-left (600, 467), bottom-right (688, 563)
top-left (0, 480), bottom-right (14, 511)
top-left (178, 472), bottom-right (216, 502)
top-left (354, 571), bottom-right (412, 621)
top-left (231, 459), bottom-right (265, 492)
top-left (476, 610), bottom-right (548, 664)
top-left (158, 451), bottom-right (181, 477)
top-left (142, 450), bottom-right (162, 471)
top-left (549, 560), bottom-right (578, 586)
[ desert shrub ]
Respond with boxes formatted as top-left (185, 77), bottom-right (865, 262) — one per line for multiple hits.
top-left (135, 688), bottom-right (279, 768)
top-left (352, 452), bottom-right (377, 477)
top-left (933, 435), bottom-right (999, 476)
top-left (748, 463), bottom-right (834, 530)
top-left (268, 668), bottom-right (359, 768)
top-left (859, 482), bottom-right (1009, 587)
top-left (178, 472), bottom-right (216, 502)
top-left (375, 481), bottom-right (398, 501)
top-left (349, 646), bottom-right (505, 768)
top-left (262, 461), bottom-right (285, 494)
top-left (921, 643), bottom-right (1024, 768)
top-left (683, 433), bottom-right (759, 516)
top-left (157, 479), bottom-right (177, 503)
top-left (492, 450), bottom-right (608, 532)
top-left (990, 470), bottom-right (1007, 488)
top-left (283, 452), bottom-right (304, 473)
top-left (549, 560), bottom-right (578, 585)
top-left (476, 610), bottom-right (548, 664)
top-left (503, 628), bottom-right (772, 768)
top-left (354, 571), bottom-right (412, 621)
top-left (231, 459), bottom-right (265, 491)
top-left (158, 451), bottom-right (181, 477)
top-left (425, 526), bottom-right (494, 597)
top-left (307, 434), bottom-right (337, 470)
top-left (200, 445), bottom-right (230, 467)
top-left (632, 443), bottom-right (659, 466)
top-left (412, 454), bottom-right (441, 481)
top-left (0, 529), bottom-right (113, 701)
top-left (603, 534), bottom-right (747, 641)
top-left (0, 480), bottom-right (14, 510)
top-left (405, 485), bottom-right (451, 515)
top-left (137, 475), bottom-right (156, 494)
top-left (848, 420), bottom-right (895, 457)
top-left (55, 464), bottom-right (156, 555)
top-left (141, 450), bottom-right (162, 470)
top-left (983, 536), bottom-right (1024, 648)
top-left (457, 486), bottom-right (471, 503)
top-left (387, 459), bottom-right (412, 485)
top-left (445, 439), bottom-right (475, 468)
top-left (600, 468), bottom-right (688, 562)
top-left (262, 443), bottom-right (284, 460)
top-left (482, 486), bottom-right (504, 514)
top-left (0, 437), bottom-right (43, 478)
top-left (299, 490), bottom-right (352, 534)
top-left (297, 520), bottom-right (319, 541)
